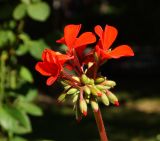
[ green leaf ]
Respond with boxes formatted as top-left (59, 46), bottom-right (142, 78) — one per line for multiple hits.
top-left (20, 66), bottom-right (33, 83)
top-left (0, 106), bottom-right (17, 132)
top-left (4, 105), bottom-right (32, 134)
top-left (27, 2), bottom-right (50, 21)
top-left (28, 39), bottom-right (49, 59)
top-left (16, 44), bottom-right (29, 56)
top-left (17, 102), bottom-right (43, 116)
top-left (26, 89), bottom-right (38, 102)
top-left (13, 3), bottom-right (27, 20)
top-left (12, 136), bottom-right (27, 141)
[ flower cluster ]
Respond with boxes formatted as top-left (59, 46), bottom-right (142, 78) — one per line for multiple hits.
top-left (35, 24), bottom-right (134, 120)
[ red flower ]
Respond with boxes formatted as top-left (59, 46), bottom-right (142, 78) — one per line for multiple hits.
top-left (94, 25), bottom-right (134, 61)
top-left (56, 24), bottom-right (96, 56)
top-left (35, 49), bottom-right (72, 86)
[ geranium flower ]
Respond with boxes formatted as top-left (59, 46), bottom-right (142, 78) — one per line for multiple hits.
top-left (94, 25), bottom-right (134, 61)
top-left (56, 24), bottom-right (96, 56)
top-left (35, 49), bottom-right (72, 86)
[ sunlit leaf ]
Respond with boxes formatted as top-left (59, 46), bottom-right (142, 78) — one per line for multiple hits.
top-left (17, 101), bottom-right (43, 116)
top-left (16, 44), bottom-right (29, 56)
top-left (20, 66), bottom-right (33, 83)
top-left (26, 89), bottom-right (38, 102)
top-left (4, 105), bottom-right (32, 134)
top-left (13, 3), bottom-right (27, 20)
top-left (27, 2), bottom-right (50, 21)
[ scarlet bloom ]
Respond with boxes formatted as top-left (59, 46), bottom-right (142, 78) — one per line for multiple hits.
top-left (35, 49), bottom-right (72, 86)
top-left (94, 25), bottom-right (134, 61)
top-left (56, 24), bottom-right (96, 56)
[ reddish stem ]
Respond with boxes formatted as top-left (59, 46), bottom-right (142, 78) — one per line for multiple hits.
top-left (94, 109), bottom-right (108, 141)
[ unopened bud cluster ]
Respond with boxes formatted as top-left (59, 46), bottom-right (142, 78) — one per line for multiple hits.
top-left (58, 74), bottom-right (119, 120)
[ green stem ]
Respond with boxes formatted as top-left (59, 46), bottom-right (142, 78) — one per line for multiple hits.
top-left (0, 56), bottom-right (5, 103)
top-left (94, 109), bottom-right (108, 141)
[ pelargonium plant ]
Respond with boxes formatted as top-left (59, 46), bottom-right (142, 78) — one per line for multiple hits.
top-left (35, 24), bottom-right (134, 141)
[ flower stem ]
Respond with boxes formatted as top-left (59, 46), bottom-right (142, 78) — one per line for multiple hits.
top-left (94, 109), bottom-right (108, 141)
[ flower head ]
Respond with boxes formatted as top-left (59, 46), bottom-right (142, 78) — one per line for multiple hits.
top-left (35, 49), bottom-right (72, 86)
top-left (56, 24), bottom-right (96, 56)
top-left (94, 25), bottom-right (134, 62)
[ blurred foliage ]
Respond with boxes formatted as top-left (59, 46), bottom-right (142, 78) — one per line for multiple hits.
top-left (0, 0), bottom-right (51, 140)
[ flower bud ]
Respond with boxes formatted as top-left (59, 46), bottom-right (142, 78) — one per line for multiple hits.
top-left (101, 93), bottom-right (109, 106)
top-left (96, 85), bottom-right (106, 91)
top-left (81, 74), bottom-right (90, 84)
top-left (84, 86), bottom-right (91, 95)
top-left (57, 93), bottom-right (66, 103)
top-left (95, 77), bottom-right (105, 84)
top-left (106, 90), bottom-right (119, 106)
top-left (60, 80), bottom-right (68, 86)
top-left (90, 86), bottom-right (102, 97)
top-left (91, 100), bottom-right (99, 112)
top-left (72, 76), bottom-right (80, 82)
top-left (72, 94), bottom-right (79, 103)
top-left (75, 106), bottom-right (82, 122)
top-left (79, 99), bottom-right (87, 116)
top-left (105, 80), bottom-right (116, 87)
top-left (67, 88), bottom-right (78, 95)
top-left (89, 79), bottom-right (94, 85)
top-left (64, 85), bottom-right (71, 90)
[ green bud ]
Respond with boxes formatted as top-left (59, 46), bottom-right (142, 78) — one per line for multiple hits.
top-left (67, 88), bottom-right (78, 95)
top-left (58, 93), bottom-right (66, 103)
top-left (90, 86), bottom-right (102, 97)
top-left (85, 99), bottom-right (90, 104)
top-left (106, 91), bottom-right (119, 106)
top-left (64, 85), bottom-right (71, 90)
top-left (95, 77), bottom-right (105, 84)
top-left (60, 80), bottom-right (68, 86)
top-left (75, 105), bottom-right (82, 121)
top-left (105, 80), bottom-right (116, 87)
top-left (96, 85), bottom-right (106, 91)
top-left (84, 86), bottom-right (91, 95)
top-left (101, 93), bottom-right (109, 106)
top-left (72, 76), bottom-right (80, 82)
top-left (91, 100), bottom-right (99, 112)
top-left (72, 94), bottom-right (79, 103)
top-left (79, 99), bottom-right (87, 116)
top-left (89, 79), bottom-right (95, 85)
top-left (81, 74), bottom-right (90, 84)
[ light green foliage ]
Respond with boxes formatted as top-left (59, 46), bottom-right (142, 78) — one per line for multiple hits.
top-left (13, 3), bottom-right (27, 20)
top-left (20, 66), bottom-right (33, 83)
top-left (27, 2), bottom-right (50, 21)
top-left (0, 0), bottom-right (50, 140)
top-left (13, 0), bottom-right (51, 22)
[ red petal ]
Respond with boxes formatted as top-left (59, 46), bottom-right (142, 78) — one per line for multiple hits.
top-left (64, 24), bottom-right (81, 49)
top-left (46, 76), bottom-right (57, 86)
top-left (35, 62), bottom-right (53, 76)
top-left (107, 45), bottom-right (134, 59)
top-left (56, 52), bottom-right (73, 64)
top-left (35, 62), bottom-right (60, 76)
top-left (74, 32), bottom-right (96, 48)
top-left (42, 49), bottom-right (57, 63)
top-left (94, 25), bottom-right (103, 38)
top-left (103, 25), bottom-right (118, 50)
top-left (56, 37), bottom-right (65, 44)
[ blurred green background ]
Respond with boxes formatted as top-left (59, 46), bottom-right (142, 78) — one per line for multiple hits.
top-left (0, 0), bottom-right (160, 141)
